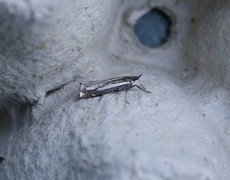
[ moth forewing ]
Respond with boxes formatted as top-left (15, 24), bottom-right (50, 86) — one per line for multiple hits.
top-left (79, 75), bottom-right (150, 99)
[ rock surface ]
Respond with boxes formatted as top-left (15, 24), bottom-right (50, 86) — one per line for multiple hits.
top-left (0, 0), bottom-right (230, 179)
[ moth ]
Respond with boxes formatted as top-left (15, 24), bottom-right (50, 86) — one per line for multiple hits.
top-left (79, 74), bottom-right (151, 99)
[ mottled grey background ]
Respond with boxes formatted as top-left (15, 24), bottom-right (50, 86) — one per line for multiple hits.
top-left (1, 0), bottom-right (230, 179)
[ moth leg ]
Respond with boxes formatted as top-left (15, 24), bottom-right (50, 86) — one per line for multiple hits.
top-left (133, 85), bottom-right (151, 93)
top-left (118, 86), bottom-right (132, 104)
top-left (98, 94), bottom-right (104, 101)
top-left (124, 93), bottom-right (130, 105)
top-left (119, 85), bottom-right (132, 92)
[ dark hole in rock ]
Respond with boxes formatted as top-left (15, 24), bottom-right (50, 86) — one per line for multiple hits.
top-left (0, 157), bottom-right (4, 163)
top-left (0, 94), bottom-right (34, 133)
top-left (134, 8), bottom-right (172, 48)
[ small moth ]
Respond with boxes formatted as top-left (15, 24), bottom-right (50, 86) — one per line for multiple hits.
top-left (79, 74), bottom-right (151, 99)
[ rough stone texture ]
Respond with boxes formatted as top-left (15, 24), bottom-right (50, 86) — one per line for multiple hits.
top-left (1, 0), bottom-right (230, 179)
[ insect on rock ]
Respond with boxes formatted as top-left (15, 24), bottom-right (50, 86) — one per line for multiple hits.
top-left (79, 74), bottom-right (151, 99)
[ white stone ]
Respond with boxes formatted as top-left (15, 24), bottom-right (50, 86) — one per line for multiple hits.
top-left (0, 0), bottom-right (230, 179)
